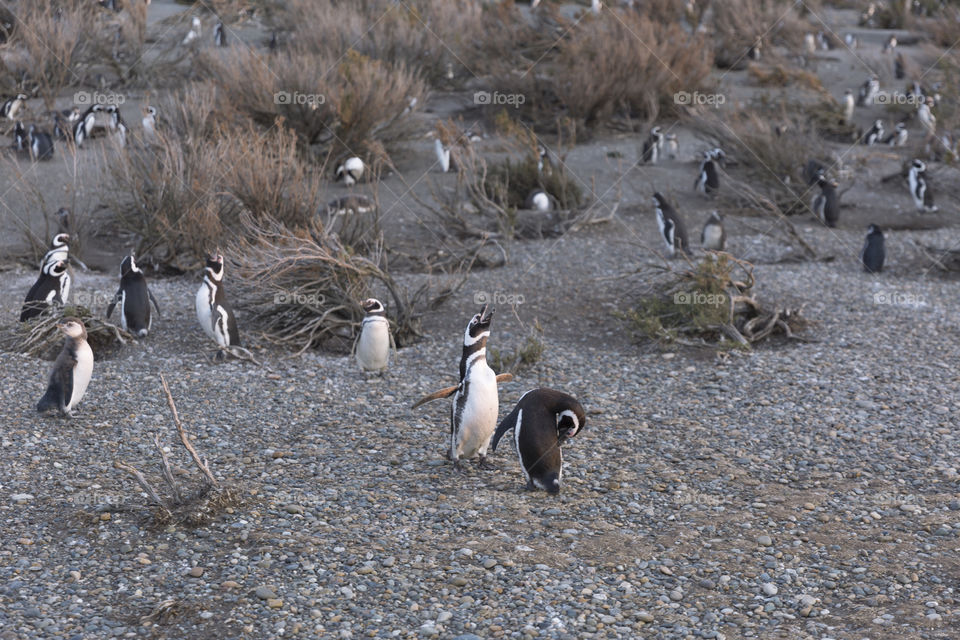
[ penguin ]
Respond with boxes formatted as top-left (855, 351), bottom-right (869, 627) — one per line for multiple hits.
top-left (1, 93), bottom-right (26, 120)
top-left (536, 144), bottom-right (553, 176)
top-left (268, 31), bottom-right (278, 52)
top-left (214, 21), bottom-right (227, 47)
top-left (803, 32), bottom-right (816, 54)
top-left (27, 125), bottom-right (54, 161)
top-left (653, 192), bottom-right (689, 257)
top-left (106, 254), bottom-right (161, 337)
top-left (36, 318), bottom-right (94, 418)
top-left (701, 211), bottom-right (726, 251)
top-left (811, 175), bottom-right (840, 227)
top-left (335, 156), bottom-right (364, 186)
top-left (747, 37), bottom-right (762, 61)
top-left (13, 120), bottom-right (26, 150)
top-left (883, 122), bottom-right (908, 147)
top-left (907, 159), bottom-right (936, 212)
top-left (694, 148), bottom-right (723, 195)
top-left (523, 188), bottom-right (552, 211)
top-left (195, 253), bottom-right (241, 354)
top-left (864, 119), bottom-right (884, 145)
top-left (53, 115), bottom-right (70, 141)
top-left (43, 232), bottom-right (70, 267)
top-left (641, 125), bottom-right (663, 164)
top-left (882, 34), bottom-right (897, 54)
top-left (182, 16), bottom-right (202, 46)
top-left (60, 106), bottom-right (81, 123)
top-left (803, 159), bottom-right (827, 186)
top-left (841, 89), bottom-right (855, 124)
top-left (918, 97), bottom-right (936, 138)
top-left (894, 53), bottom-right (905, 80)
top-left (104, 105), bottom-right (127, 147)
top-left (857, 76), bottom-right (879, 106)
top-left (844, 33), bottom-right (859, 49)
top-left (665, 133), bottom-right (679, 160)
top-left (142, 105), bottom-right (157, 142)
top-left (355, 298), bottom-right (391, 373)
top-left (326, 194), bottom-right (375, 217)
top-left (73, 104), bottom-right (101, 147)
top-left (434, 137), bottom-right (451, 173)
top-left (860, 224), bottom-right (885, 273)
top-left (489, 388), bottom-right (586, 494)
top-left (20, 259), bottom-right (69, 322)
top-left (411, 305), bottom-right (513, 469)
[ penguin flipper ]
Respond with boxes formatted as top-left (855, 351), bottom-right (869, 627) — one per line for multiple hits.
top-left (495, 373), bottom-right (514, 384)
top-left (411, 385), bottom-right (459, 409)
top-left (105, 290), bottom-right (120, 319)
top-left (490, 404), bottom-right (522, 453)
top-left (148, 289), bottom-right (161, 316)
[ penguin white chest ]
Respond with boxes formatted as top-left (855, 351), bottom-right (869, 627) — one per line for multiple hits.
top-left (453, 364), bottom-right (498, 459)
top-left (702, 225), bottom-right (724, 250)
top-left (118, 290), bottom-right (129, 331)
top-left (195, 283), bottom-right (217, 342)
top-left (68, 341), bottom-right (94, 411)
top-left (356, 317), bottom-right (390, 371)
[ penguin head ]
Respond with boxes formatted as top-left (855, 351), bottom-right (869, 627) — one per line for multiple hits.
top-left (204, 253), bottom-right (225, 281)
top-left (51, 233), bottom-right (70, 248)
top-left (651, 125), bottom-right (661, 136)
top-left (707, 211), bottom-right (723, 225)
top-left (361, 298), bottom-right (385, 315)
top-left (545, 472), bottom-right (561, 495)
top-left (58, 317), bottom-right (87, 341)
top-left (557, 404), bottom-right (586, 440)
top-left (912, 159), bottom-right (926, 172)
top-left (652, 192), bottom-right (666, 208)
top-left (466, 304), bottom-right (494, 341)
top-left (120, 254), bottom-right (141, 276)
top-left (866, 223), bottom-right (882, 236)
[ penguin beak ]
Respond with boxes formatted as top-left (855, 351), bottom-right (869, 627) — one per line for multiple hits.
top-left (478, 304), bottom-right (494, 326)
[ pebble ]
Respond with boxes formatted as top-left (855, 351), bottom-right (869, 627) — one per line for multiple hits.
top-left (255, 586), bottom-right (277, 600)
top-left (757, 535), bottom-right (773, 547)
top-left (762, 583), bottom-right (778, 596)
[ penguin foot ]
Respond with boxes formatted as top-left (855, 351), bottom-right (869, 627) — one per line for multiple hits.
top-left (452, 459), bottom-right (465, 473)
top-left (213, 349), bottom-right (227, 363)
top-left (476, 456), bottom-right (494, 470)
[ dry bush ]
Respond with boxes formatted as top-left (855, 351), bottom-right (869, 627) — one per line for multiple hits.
top-left (277, 0), bottom-right (483, 86)
top-left (104, 120), bottom-right (325, 270)
top-left (5, 0), bottom-right (95, 107)
top-left (927, 6), bottom-right (960, 48)
top-left (3, 304), bottom-right (132, 360)
top-left (712, 0), bottom-right (808, 69)
top-left (622, 254), bottom-right (808, 349)
top-left (202, 47), bottom-right (426, 158)
top-left (749, 64), bottom-right (825, 91)
top-left (485, 10), bottom-right (713, 131)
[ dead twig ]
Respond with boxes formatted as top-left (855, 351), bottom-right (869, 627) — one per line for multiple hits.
top-left (160, 374), bottom-right (219, 488)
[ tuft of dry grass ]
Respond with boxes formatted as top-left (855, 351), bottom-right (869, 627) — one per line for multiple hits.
top-left (711, 0), bottom-right (808, 69)
top-left (3, 305), bottom-right (133, 360)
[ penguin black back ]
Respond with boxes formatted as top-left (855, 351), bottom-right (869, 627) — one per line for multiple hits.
top-left (861, 224), bottom-right (885, 273)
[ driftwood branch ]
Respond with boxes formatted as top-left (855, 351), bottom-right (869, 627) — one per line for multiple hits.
top-left (114, 460), bottom-right (169, 510)
top-left (160, 373), bottom-right (219, 487)
top-left (153, 433), bottom-right (182, 504)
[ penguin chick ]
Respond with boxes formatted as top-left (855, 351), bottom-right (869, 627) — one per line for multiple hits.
top-left (490, 388), bottom-right (586, 494)
top-left (36, 317), bottom-right (93, 418)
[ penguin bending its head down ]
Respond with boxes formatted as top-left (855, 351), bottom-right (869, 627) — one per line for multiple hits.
top-left (860, 224), bottom-right (885, 273)
top-left (523, 188), bottom-right (552, 212)
top-left (355, 298), bottom-right (392, 373)
top-left (36, 317), bottom-right (93, 418)
top-left (411, 304), bottom-right (514, 470)
top-left (106, 254), bottom-right (161, 337)
top-left (811, 175), bottom-right (840, 227)
top-left (653, 192), bottom-right (689, 258)
top-left (27, 124), bottom-right (54, 161)
top-left (195, 253), bottom-right (241, 356)
top-left (20, 259), bottom-right (69, 322)
top-left (701, 211), bottom-right (726, 251)
top-left (490, 388), bottom-right (586, 494)
top-left (335, 156), bottom-right (365, 186)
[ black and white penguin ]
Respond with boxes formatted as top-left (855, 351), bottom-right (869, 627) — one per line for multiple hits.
top-left (884, 121), bottom-right (908, 147)
top-left (860, 224), bottom-right (885, 273)
top-left (641, 125), bottom-right (664, 164)
top-left (335, 156), bottom-right (364, 186)
top-left (355, 298), bottom-right (391, 372)
top-left (490, 388), bottom-right (586, 494)
top-left (694, 148), bottom-right (723, 195)
top-left (907, 159), bottom-right (936, 212)
top-left (20, 259), bottom-right (69, 322)
top-left (841, 89), bottom-right (855, 124)
top-left (523, 188), bottom-right (552, 211)
top-left (142, 105), bottom-right (157, 142)
top-left (665, 133), bottom-right (679, 160)
top-left (1, 93), bottom-right (26, 120)
top-left (434, 138), bottom-right (451, 173)
top-left (214, 21), bottom-right (227, 47)
top-left (811, 175), bottom-right (840, 227)
top-left (536, 144), bottom-right (553, 176)
top-left (106, 254), bottom-right (161, 337)
top-left (36, 317), bottom-right (94, 418)
top-left (104, 105), bottom-right (127, 147)
top-left (857, 76), bottom-right (879, 106)
top-left (864, 119), bottom-right (884, 145)
top-left (13, 120), bottom-right (26, 150)
top-left (653, 192), bottom-right (689, 257)
top-left (803, 159), bottom-right (827, 186)
top-left (73, 104), bottom-right (101, 147)
top-left (27, 124), bottom-right (54, 161)
top-left (182, 16), bottom-right (202, 46)
top-left (747, 37), bottom-right (762, 61)
top-left (918, 97), bottom-right (936, 138)
top-left (195, 253), bottom-right (241, 353)
top-left (882, 34), bottom-right (897, 54)
top-left (701, 211), bottom-right (726, 251)
top-left (43, 232), bottom-right (70, 267)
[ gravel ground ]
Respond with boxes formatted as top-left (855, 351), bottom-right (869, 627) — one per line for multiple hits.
top-left (1, 214), bottom-right (959, 640)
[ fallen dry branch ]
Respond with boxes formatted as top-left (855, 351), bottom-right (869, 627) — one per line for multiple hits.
top-left (161, 373), bottom-right (218, 487)
top-left (2, 305), bottom-right (133, 359)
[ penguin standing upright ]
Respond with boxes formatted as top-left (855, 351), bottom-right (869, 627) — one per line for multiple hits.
top-left (142, 106), bottom-right (157, 142)
top-left (894, 53), bottom-right (905, 80)
top-left (13, 120), bottom-right (26, 150)
top-left (490, 388), bottom-right (586, 494)
top-left (27, 125), bottom-right (54, 161)
top-left (36, 317), bottom-right (93, 418)
top-left (860, 224), bottom-right (885, 273)
top-left (701, 211), bottom-right (726, 251)
top-left (182, 16), bottom-right (202, 46)
top-left (641, 125), bottom-right (663, 164)
top-left (335, 157), bottom-right (365, 185)
top-left (907, 159), bottom-right (936, 212)
top-left (355, 298), bottom-right (391, 373)
top-left (20, 260), bottom-right (69, 322)
top-left (434, 138), bottom-right (451, 173)
top-left (106, 254), bottom-right (161, 337)
top-left (73, 104), bottom-right (101, 147)
top-left (811, 175), bottom-right (840, 227)
top-left (857, 76), bottom-right (879, 106)
top-left (195, 253), bottom-right (241, 355)
top-left (884, 121), bottom-right (908, 146)
top-left (694, 148), bottom-right (723, 195)
top-left (104, 105), bottom-right (127, 147)
top-left (411, 305), bottom-right (513, 470)
top-left (1, 93), bottom-right (26, 120)
top-left (841, 89), bottom-right (855, 124)
top-left (665, 133), bottom-right (679, 159)
top-left (653, 192), bottom-right (689, 257)
top-left (918, 97), bottom-right (936, 138)
top-left (864, 119), bottom-right (884, 145)
top-left (214, 21), bottom-right (227, 46)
